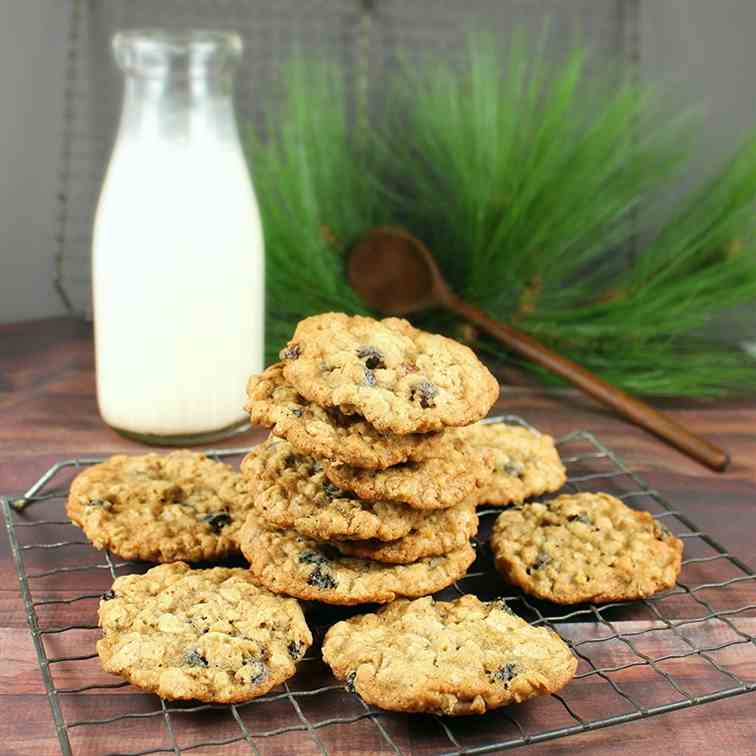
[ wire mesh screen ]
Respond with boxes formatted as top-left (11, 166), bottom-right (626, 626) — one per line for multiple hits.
top-left (54, 0), bottom-right (638, 316)
top-left (4, 415), bottom-right (755, 755)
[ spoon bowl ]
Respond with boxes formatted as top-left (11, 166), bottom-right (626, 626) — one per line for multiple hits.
top-left (347, 227), bottom-right (447, 315)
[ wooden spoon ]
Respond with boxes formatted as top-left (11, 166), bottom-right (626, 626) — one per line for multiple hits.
top-left (347, 226), bottom-right (729, 472)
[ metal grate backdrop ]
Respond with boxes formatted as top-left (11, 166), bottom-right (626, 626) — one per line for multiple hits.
top-left (53, 0), bottom-right (639, 317)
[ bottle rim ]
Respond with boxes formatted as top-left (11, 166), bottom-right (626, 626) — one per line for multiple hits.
top-left (113, 29), bottom-right (243, 79)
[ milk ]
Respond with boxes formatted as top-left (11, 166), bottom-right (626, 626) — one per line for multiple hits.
top-left (93, 31), bottom-right (264, 440)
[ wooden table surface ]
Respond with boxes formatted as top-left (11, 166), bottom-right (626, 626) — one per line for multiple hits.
top-left (1, 317), bottom-right (755, 755)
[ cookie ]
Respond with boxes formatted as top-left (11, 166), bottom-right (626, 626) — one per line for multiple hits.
top-left (322, 595), bottom-right (576, 715)
top-left (332, 501), bottom-right (478, 564)
top-left (245, 363), bottom-right (444, 469)
top-left (279, 313), bottom-right (499, 434)
top-left (466, 423), bottom-right (566, 505)
top-left (67, 451), bottom-right (254, 562)
top-left (242, 437), bottom-right (448, 541)
top-left (239, 516), bottom-right (476, 605)
top-left (323, 430), bottom-right (495, 510)
top-left (97, 563), bottom-right (312, 702)
top-left (490, 492), bottom-right (684, 604)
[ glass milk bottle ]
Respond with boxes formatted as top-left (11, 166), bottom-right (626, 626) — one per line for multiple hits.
top-left (93, 30), bottom-right (264, 444)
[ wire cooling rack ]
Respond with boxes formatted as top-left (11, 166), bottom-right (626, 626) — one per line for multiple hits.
top-left (4, 415), bottom-right (756, 755)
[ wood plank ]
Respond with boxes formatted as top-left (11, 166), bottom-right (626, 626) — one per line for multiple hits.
top-left (2, 317), bottom-right (755, 754)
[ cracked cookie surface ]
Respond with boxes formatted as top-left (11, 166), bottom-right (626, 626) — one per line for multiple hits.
top-left (67, 451), bottom-right (254, 562)
top-left (279, 313), bottom-right (499, 434)
top-left (97, 563), bottom-right (312, 702)
top-left (323, 429), bottom-right (494, 510)
top-left (322, 595), bottom-right (576, 715)
top-left (490, 492), bottom-right (683, 604)
top-left (239, 517), bottom-right (476, 605)
top-left (332, 500), bottom-right (478, 564)
top-left (245, 363), bottom-right (444, 469)
top-left (466, 423), bottom-right (566, 505)
top-left (241, 436), bottom-right (448, 541)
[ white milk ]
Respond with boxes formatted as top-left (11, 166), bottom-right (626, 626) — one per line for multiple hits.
top-left (93, 31), bottom-right (263, 440)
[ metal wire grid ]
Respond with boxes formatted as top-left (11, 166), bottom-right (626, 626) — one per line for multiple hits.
top-left (4, 415), bottom-right (756, 755)
top-left (54, 0), bottom-right (636, 317)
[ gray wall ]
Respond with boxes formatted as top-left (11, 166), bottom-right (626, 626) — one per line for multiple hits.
top-left (1, 0), bottom-right (755, 323)
top-left (642, 0), bottom-right (756, 192)
top-left (0, 0), bottom-right (68, 322)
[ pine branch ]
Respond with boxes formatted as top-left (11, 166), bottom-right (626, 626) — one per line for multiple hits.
top-left (387, 32), bottom-right (756, 396)
top-left (244, 36), bottom-right (756, 395)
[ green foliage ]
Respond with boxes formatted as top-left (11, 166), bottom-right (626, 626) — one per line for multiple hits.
top-left (246, 35), bottom-right (756, 395)
top-left (244, 57), bottom-right (380, 362)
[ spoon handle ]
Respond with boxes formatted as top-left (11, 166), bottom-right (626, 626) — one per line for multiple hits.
top-left (446, 293), bottom-right (730, 472)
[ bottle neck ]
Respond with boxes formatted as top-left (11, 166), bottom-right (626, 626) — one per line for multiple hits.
top-left (118, 73), bottom-right (238, 144)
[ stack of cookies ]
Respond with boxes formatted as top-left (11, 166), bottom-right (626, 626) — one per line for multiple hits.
top-left (238, 313), bottom-right (504, 605)
top-left (64, 311), bottom-right (596, 711)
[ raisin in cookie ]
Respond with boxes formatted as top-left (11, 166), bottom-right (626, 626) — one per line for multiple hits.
top-left (491, 492), bottom-right (683, 604)
top-left (332, 501), bottom-right (478, 564)
top-left (323, 430), bottom-right (494, 510)
top-left (245, 363), bottom-right (445, 469)
top-left (239, 516), bottom-right (475, 605)
top-left (279, 313), bottom-right (499, 434)
top-left (466, 423), bottom-right (566, 505)
top-left (322, 595), bottom-right (576, 715)
top-left (97, 563), bottom-right (312, 702)
top-left (242, 437), bottom-right (448, 541)
top-left (67, 451), bottom-right (254, 562)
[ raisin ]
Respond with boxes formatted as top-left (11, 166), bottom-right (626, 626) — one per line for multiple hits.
top-left (300, 544), bottom-right (340, 564)
top-left (307, 565), bottom-right (337, 590)
top-left (345, 671), bottom-right (357, 693)
top-left (356, 346), bottom-right (385, 370)
top-left (363, 367), bottom-right (377, 386)
top-left (499, 460), bottom-right (525, 478)
top-left (87, 498), bottom-right (112, 510)
top-left (528, 552), bottom-right (550, 573)
top-left (323, 481), bottom-right (344, 499)
top-left (299, 550), bottom-right (329, 566)
top-left (184, 650), bottom-right (208, 668)
top-left (568, 512), bottom-right (592, 525)
top-left (290, 407), bottom-right (304, 417)
top-left (409, 381), bottom-right (438, 409)
top-left (288, 640), bottom-right (305, 660)
top-left (280, 343), bottom-right (301, 360)
top-left (201, 512), bottom-right (232, 534)
top-left (101, 590), bottom-right (116, 601)
top-left (247, 658), bottom-right (268, 685)
top-left (490, 663), bottom-right (518, 684)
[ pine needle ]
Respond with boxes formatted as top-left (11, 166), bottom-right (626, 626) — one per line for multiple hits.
top-left (244, 57), bottom-right (380, 361)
